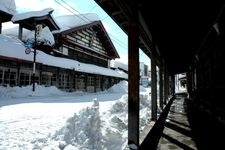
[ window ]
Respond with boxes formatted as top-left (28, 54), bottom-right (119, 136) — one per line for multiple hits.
top-left (87, 76), bottom-right (94, 86)
top-left (19, 73), bottom-right (30, 86)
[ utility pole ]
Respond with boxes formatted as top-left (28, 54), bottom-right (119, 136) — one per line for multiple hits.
top-left (32, 24), bottom-right (42, 92)
top-left (32, 26), bottom-right (37, 92)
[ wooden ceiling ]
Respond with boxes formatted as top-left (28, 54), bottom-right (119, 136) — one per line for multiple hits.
top-left (94, 0), bottom-right (225, 75)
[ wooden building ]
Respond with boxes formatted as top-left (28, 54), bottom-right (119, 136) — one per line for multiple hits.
top-left (0, 10), bottom-right (127, 92)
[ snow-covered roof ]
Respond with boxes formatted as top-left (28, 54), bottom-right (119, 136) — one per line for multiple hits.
top-left (0, 34), bottom-right (127, 79)
top-left (53, 13), bottom-right (100, 33)
top-left (11, 8), bottom-right (59, 31)
top-left (0, 0), bottom-right (17, 15)
top-left (11, 8), bottom-right (54, 22)
top-left (3, 13), bottom-right (101, 37)
top-left (111, 60), bottom-right (128, 72)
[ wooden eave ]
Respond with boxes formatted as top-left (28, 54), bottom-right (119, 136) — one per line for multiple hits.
top-left (60, 20), bottom-right (120, 59)
top-left (0, 10), bottom-right (13, 22)
top-left (13, 14), bottom-right (60, 31)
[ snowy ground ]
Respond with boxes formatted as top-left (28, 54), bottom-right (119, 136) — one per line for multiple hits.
top-left (0, 81), bottom-right (151, 150)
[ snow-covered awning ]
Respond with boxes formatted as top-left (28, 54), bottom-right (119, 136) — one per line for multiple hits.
top-left (0, 0), bottom-right (16, 17)
top-left (11, 8), bottom-right (60, 31)
top-left (0, 34), bottom-right (127, 79)
top-left (0, 0), bottom-right (16, 23)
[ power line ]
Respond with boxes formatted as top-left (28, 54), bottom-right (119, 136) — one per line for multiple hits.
top-left (55, 0), bottom-right (128, 51)
top-left (59, 0), bottom-right (91, 23)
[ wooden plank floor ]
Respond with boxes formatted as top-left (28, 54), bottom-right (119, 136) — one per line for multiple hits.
top-left (157, 96), bottom-right (197, 150)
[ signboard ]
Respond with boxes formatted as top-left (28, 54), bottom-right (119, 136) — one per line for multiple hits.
top-left (36, 24), bottom-right (43, 37)
top-left (25, 48), bottom-right (31, 55)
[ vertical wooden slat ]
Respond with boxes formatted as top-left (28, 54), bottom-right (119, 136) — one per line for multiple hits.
top-left (151, 56), bottom-right (157, 121)
top-left (128, 2), bottom-right (139, 147)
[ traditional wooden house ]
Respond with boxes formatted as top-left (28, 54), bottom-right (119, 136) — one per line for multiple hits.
top-left (0, 10), bottom-right (127, 92)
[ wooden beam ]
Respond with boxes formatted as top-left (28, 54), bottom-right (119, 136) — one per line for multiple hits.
top-left (164, 66), bottom-right (169, 104)
top-left (159, 64), bottom-right (164, 110)
top-left (128, 0), bottom-right (139, 148)
top-left (151, 56), bottom-right (157, 121)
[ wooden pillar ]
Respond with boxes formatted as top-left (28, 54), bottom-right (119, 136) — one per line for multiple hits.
top-left (84, 74), bottom-right (87, 92)
top-left (39, 65), bottom-right (42, 85)
top-left (100, 76), bottom-right (103, 91)
top-left (0, 22), bottom-right (2, 34)
top-left (94, 75), bottom-right (97, 92)
top-left (171, 75), bottom-right (175, 96)
top-left (74, 73), bottom-right (77, 91)
top-left (69, 70), bottom-right (73, 91)
top-left (151, 56), bottom-right (157, 121)
top-left (16, 62), bottom-right (20, 86)
top-left (128, 2), bottom-right (139, 148)
top-left (56, 68), bottom-right (60, 88)
top-left (159, 64), bottom-right (164, 110)
top-left (18, 24), bottom-right (23, 40)
top-left (164, 67), bottom-right (168, 104)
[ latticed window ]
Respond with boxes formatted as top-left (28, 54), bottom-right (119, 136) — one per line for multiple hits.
top-left (87, 76), bottom-right (94, 86)
top-left (20, 73), bottom-right (30, 86)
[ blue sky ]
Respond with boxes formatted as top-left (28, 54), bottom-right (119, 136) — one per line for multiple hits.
top-left (13, 0), bottom-right (150, 66)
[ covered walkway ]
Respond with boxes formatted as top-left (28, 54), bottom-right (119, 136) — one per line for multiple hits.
top-left (157, 93), bottom-right (196, 150)
top-left (94, 1), bottom-right (225, 149)
top-left (139, 92), bottom-right (197, 150)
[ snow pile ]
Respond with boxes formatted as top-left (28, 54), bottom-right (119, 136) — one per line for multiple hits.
top-left (0, 84), bottom-right (64, 99)
top-left (52, 81), bottom-right (151, 149)
top-left (108, 80), bottom-right (128, 93)
top-left (56, 99), bottom-right (104, 150)
top-left (24, 26), bottom-right (55, 46)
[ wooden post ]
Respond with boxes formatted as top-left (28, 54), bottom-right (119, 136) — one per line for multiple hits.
top-left (18, 24), bottom-right (23, 40)
top-left (128, 3), bottom-right (139, 148)
top-left (0, 21), bottom-right (2, 34)
top-left (164, 66), bottom-right (168, 104)
top-left (151, 56), bottom-right (157, 121)
top-left (159, 64), bottom-right (164, 110)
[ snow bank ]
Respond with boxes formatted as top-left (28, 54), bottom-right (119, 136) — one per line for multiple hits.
top-left (53, 81), bottom-right (151, 149)
top-left (56, 99), bottom-right (104, 150)
top-left (0, 84), bottom-right (64, 98)
top-left (0, 80), bottom-right (151, 150)
top-left (107, 80), bottom-right (128, 93)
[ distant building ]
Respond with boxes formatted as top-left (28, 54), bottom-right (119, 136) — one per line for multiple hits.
top-left (0, 8), bottom-right (127, 92)
top-left (140, 62), bottom-right (149, 77)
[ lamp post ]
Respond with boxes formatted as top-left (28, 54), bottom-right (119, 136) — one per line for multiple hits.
top-left (32, 24), bottom-right (42, 92)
